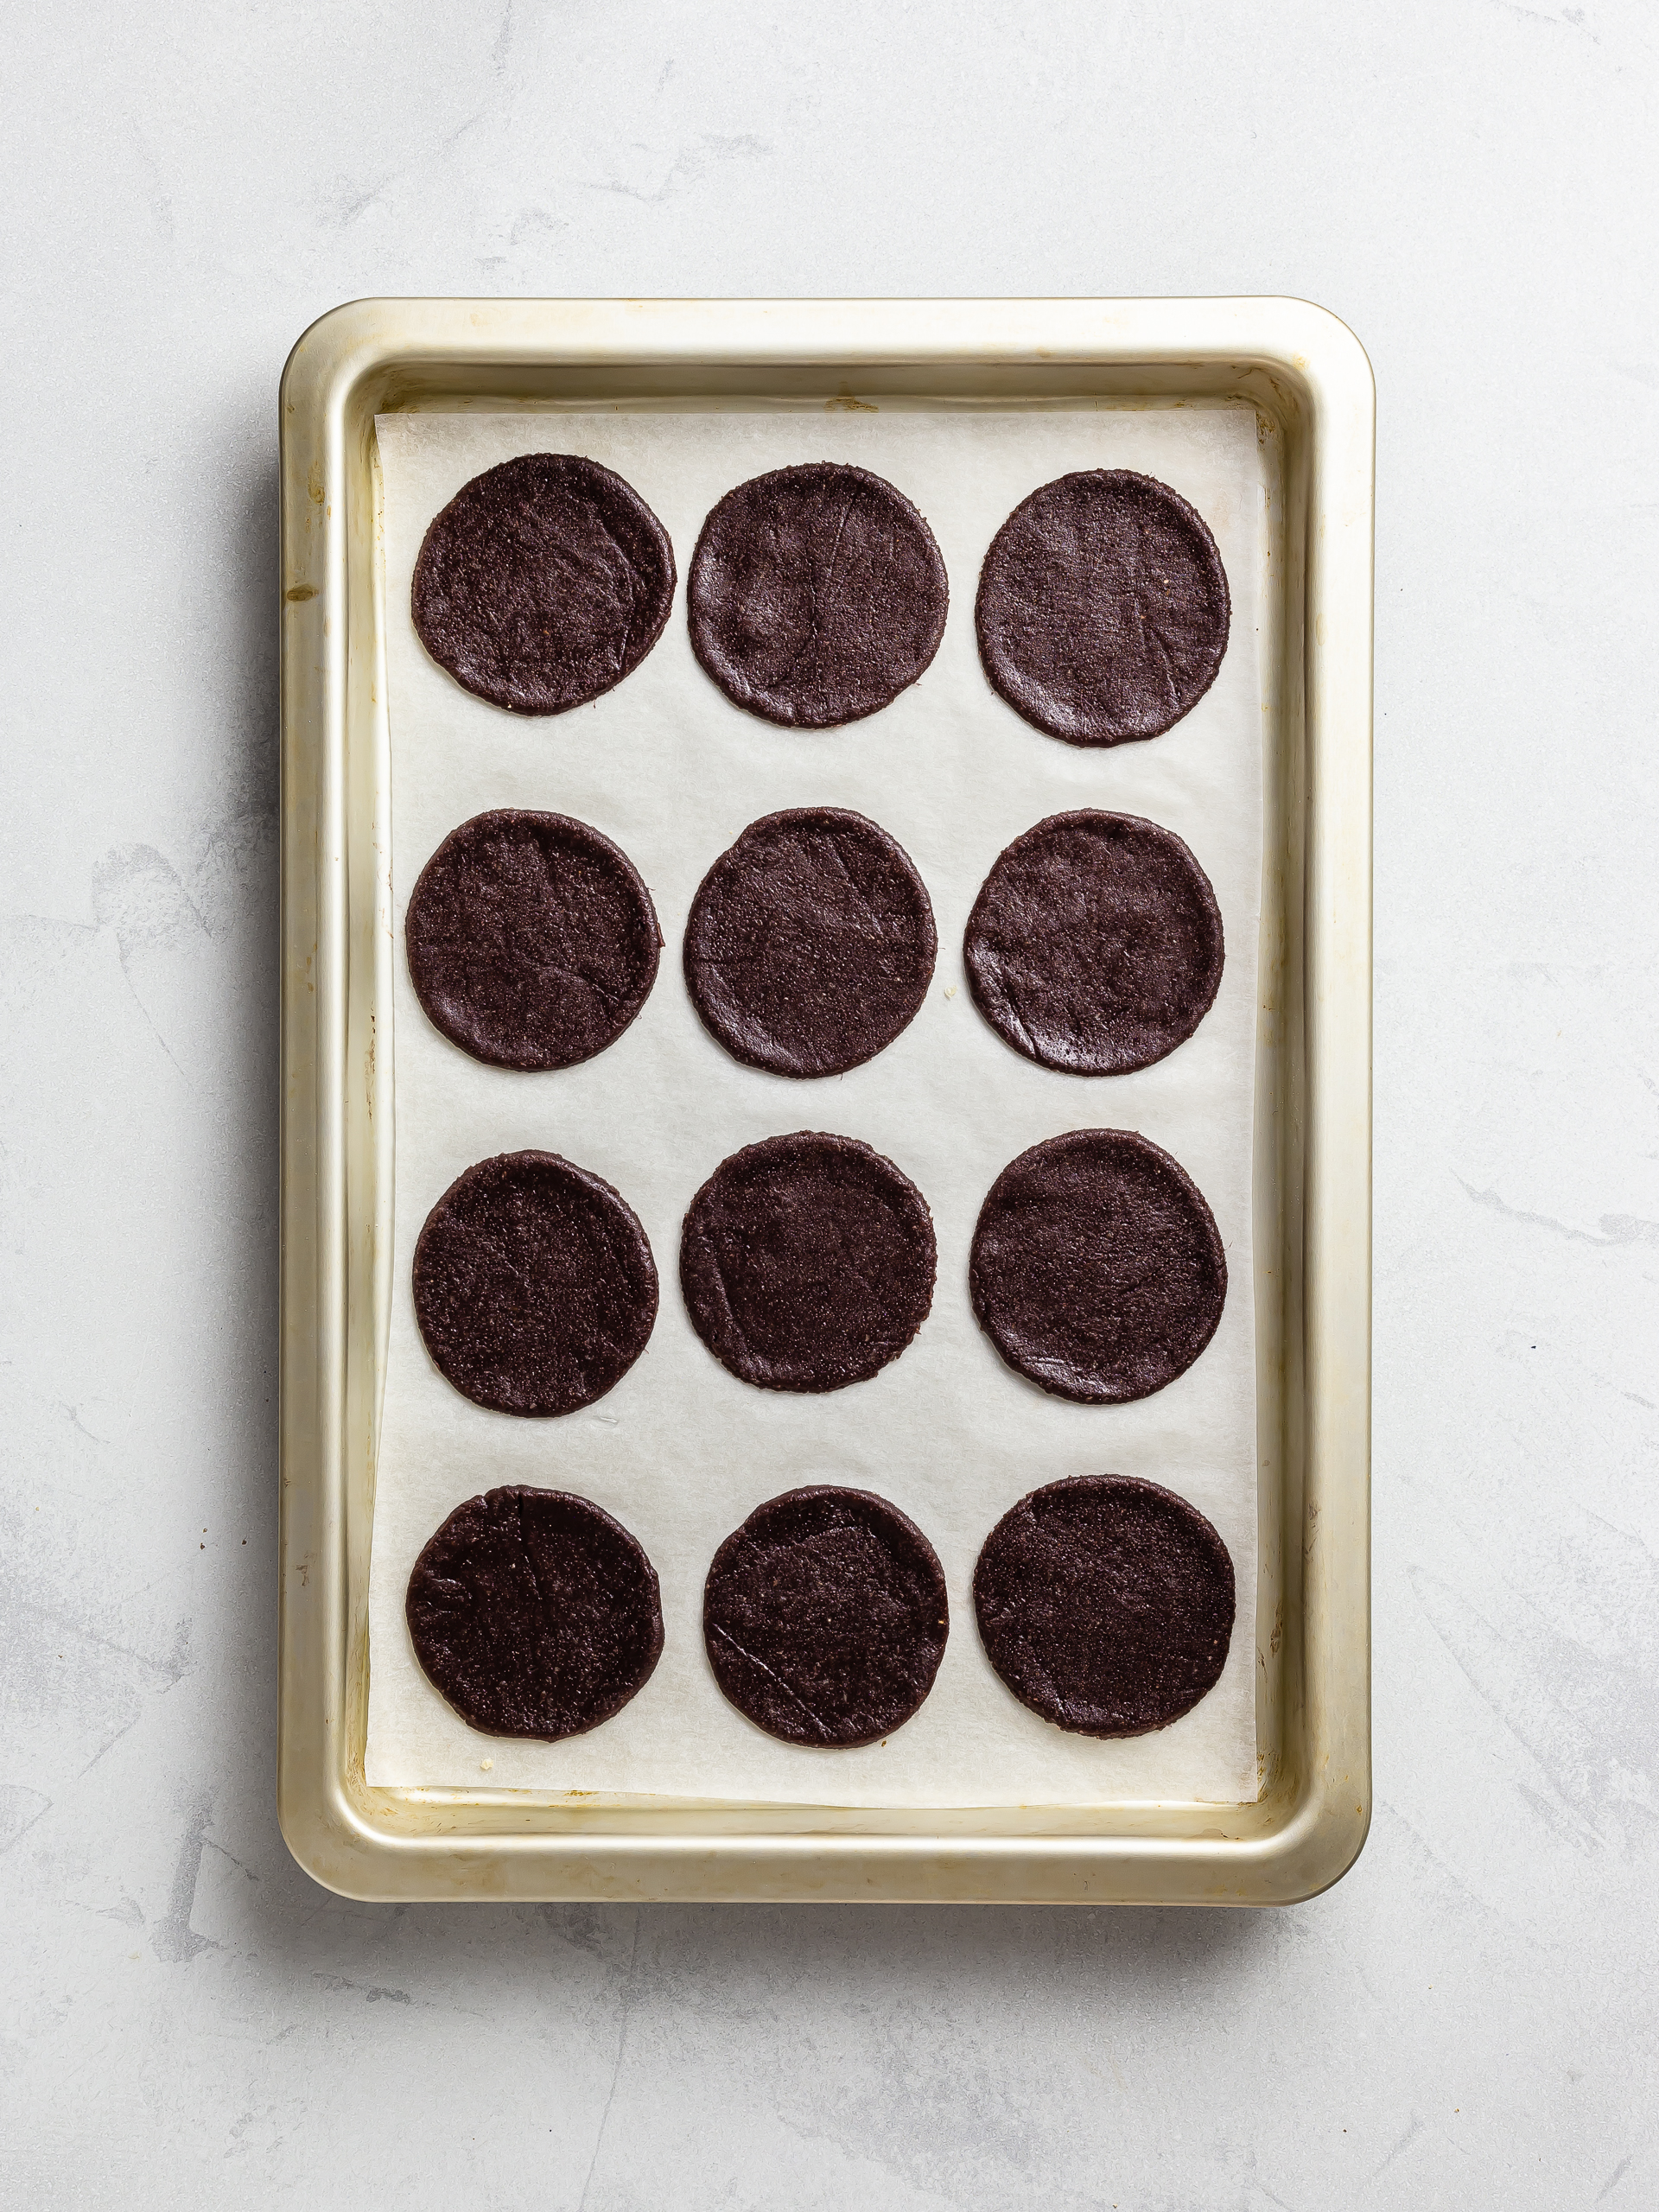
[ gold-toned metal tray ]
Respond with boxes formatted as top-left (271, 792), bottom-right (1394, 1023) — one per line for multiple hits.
top-left (278, 297), bottom-right (1373, 1904)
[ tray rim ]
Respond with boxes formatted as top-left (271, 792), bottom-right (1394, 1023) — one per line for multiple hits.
top-left (278, 296), bottom-right (1373, 1904)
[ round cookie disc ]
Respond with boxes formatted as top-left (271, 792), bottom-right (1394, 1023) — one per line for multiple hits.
top-left (411, 453), bottom-right (675, 715)
top-left (969, 1130), bottom-right (1225, 1403)
top-left (408, 810), bottom-right (662, 1071)
top-left (689, 462), bottom-right (948, 728)
top-left (407, 1486), bottom-right (663, 1740)
top-left (703, 1486), bottom-right (949, 1746)
top-left (973, 1475), bottom-right (1235, 1737)
top-left (680, 1133), bottom-right (936, 1393)
top-left (414, 1151), bottom-right (658, 1416)
top-left (963, 810), bottom-right (1223, 1075)
top-left (684, 807), bottom-right (937, 1077)
top-left (976, 470), bottom-right (1230, 746)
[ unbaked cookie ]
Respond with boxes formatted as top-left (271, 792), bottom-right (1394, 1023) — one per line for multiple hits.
top-left (963, 810), bottom-right (1223, 1075)
top-left (414, 1151), bottom-right (658, 1416)
top-left (689, 462), bottom-right (947, 728)
top-left (973, 1475), bottom-right (1235, 1737)
top-left (407, 810), bottom-right (661, 1071)
top-left (412, 453), bottom-right (675, 715)
top-left (703, 1486), bottom-right (948, 1746)
top-left (680, 1133), bottom-right (936, 1392)
top-left (969, 1129), bottom-right (1225, 1403)
top-left (684, 807), bottom-right (935, 1076)
top-left (407, 1486), bottom-right (663, 1740)
top-left (976, 470), bottom-right (1229, 745)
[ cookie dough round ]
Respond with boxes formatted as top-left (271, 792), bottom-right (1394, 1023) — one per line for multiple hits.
top-left (680, 1133), bottom-right (936, 1393)
top-left (973, 1475), bottom-right (1235, 1737)
top-left (963, 810), bottom-right (1223, 1075)
top-left (406, 1486), bottom-right (664, 1740)
top-left (411, 453), bottom-right (675, 715)
top-left (688, 462), bottom-right (948, 728)
top-left (407, 810), bottom-right (662, 1071)
top-left (976, 469), bottom-right (1230, 746)
top-left (969, 1129), bottom-right (1226, 1403)
top-left (414, 1151), bottom-right (658, 1416)
top-left (684, 808), bottom-right (936, 1077)
top-left (703, 1486), bottom-right (949, 1746)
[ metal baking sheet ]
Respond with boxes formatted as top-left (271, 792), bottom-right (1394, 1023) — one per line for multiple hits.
top-left (278, 297), bottom-right (1373, 1904)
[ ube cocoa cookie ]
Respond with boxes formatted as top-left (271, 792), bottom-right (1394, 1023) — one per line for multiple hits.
top-left (976, 470), bottom-right (1230, 746)
top-left (973, 1475), bottom-right (1235, 1737)
top-left (680, 1133), bottom-right (936, 1392)
top-left (414, 1151), bottom-right (658, 1416)
top-left (688, 462), bottom-right (948, 728)
top-left (969, 1129), bottom-right (1225, 1403)
top-left (407, 1486), bottom-right (663, 1740)
top-left (684, 807), bottom-right (936, 1077)
top-left (703, 1486), bottom-right (949, 1746)
top-left (407, 810), bottom-right (661, 1071)
top-left (411, 453), bottom-right (675, 715)
top-left (964, 810), bottom-right (1223, 1075)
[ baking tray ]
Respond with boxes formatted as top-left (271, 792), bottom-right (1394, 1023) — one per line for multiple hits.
top-left (278, 297), bottom-right (1373, 1904)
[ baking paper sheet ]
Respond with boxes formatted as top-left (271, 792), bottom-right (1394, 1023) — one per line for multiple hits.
top-left (366, 400), bottom-right (1268, 1806)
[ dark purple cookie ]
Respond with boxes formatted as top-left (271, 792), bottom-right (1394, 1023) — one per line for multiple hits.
top-left (414, 1151), bottom-right (658, 1416)
top-left (411, 453), bottom-right (675, 715)
top-left (976, 470), bottom-right (1230, 746)
top-left (407, 1486), bottom-right (663, 1740)
top-left (703, 1486), bottom-right (948, 1746)
top-left (407, 810), bottom-right (661, 1071)
top-left (974, 1475), bottom-right (1235, 1737)
top-left (680, 1133), bottom-right (936, 1393)
top-left (969, 1130), bottom-right (1226, 1404)
top-left (688, 462), bottom-right (948, 728)
top-left (964, 810), bottom-right (1223, 1075)
top-left (684, 808), bottom-right (936, 1077)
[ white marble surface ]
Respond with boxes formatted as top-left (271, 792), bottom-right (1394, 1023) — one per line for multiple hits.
top-left (2, 3), bottom-right (1655, 2204)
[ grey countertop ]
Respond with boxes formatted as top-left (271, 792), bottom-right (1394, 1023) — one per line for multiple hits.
top-left (3, 3), bottom-right (1655, 2205)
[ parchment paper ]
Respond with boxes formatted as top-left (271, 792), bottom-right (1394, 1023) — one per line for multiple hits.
top-left (366, 399), bottom-right (1268, 1806)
